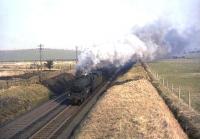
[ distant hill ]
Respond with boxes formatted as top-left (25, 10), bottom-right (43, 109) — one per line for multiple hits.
top-left (0, 49), bottom-right (78, 62)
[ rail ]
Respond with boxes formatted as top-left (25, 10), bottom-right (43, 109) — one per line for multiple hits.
top-left (0, 92), bottom-right (68, 139)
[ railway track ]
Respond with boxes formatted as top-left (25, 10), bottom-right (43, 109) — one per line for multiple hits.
top-left (29, 106), bottom-right (77, 139)
top-left (0, 92), bottom-right (69, 139)
top-left (29, 83), bottom-right (108, 139)
top-left (29, 68), bottom-right (122, 139)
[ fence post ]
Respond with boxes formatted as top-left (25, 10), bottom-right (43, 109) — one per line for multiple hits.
top-left (171, 83), bottom-right (174, 92)
top-left (188, 90), bottom-right (191, 108)
top-left (178, 86), bottom-right (181, 100)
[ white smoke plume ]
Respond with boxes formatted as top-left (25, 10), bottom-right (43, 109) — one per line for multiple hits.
top-left (76, 34), bottom-right (159, 73)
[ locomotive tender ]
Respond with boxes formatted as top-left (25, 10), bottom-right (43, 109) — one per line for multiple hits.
top-left (67, 71), bottom-right (103, 104)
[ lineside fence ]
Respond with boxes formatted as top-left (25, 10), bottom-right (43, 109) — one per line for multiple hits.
top-left (146, 64), bottom-right (196, 111)
top-left (0, 65), bottom-right (75, 93)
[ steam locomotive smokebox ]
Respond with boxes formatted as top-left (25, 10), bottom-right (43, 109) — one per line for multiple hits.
top-left (42, 73), bottom-right (74, 95)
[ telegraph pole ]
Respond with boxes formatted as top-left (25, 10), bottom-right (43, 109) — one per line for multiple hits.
top-left (38, 44), bottom-right (43, 71)
top-left (75, 46), bottom-right (78, 64)
top-left (38, 44), bottom-right (43, 82)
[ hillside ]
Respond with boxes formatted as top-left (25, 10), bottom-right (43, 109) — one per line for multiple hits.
top-left (0, 49), bottom-right (78, 62)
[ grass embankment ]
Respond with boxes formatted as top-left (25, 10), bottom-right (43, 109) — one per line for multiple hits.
top-left (148, 59), bottom-right (200, 112)
top-left (74, 64), bottom-right (187, 139)
top-left (0, 84), bottom-right (53, 125)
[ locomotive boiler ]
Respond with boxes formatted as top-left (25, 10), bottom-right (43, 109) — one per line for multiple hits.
top-left (67, 71), bottom-right (103, 104)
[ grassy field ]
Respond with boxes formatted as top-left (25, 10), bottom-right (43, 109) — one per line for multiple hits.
top-left (0, 60), bottom-right (76, 77)
top-left (148, 58), bottom-right (200, 112)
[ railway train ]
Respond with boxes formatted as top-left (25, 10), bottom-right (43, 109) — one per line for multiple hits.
top-left (67, 70), bottom-right (104, 105)
top-left (66, 61), bottom-right (134, 105)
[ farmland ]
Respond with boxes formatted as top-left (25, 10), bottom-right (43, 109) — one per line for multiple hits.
top-left (0, 60), bottom-right (76, 125)
top-left (148, 58), bottom-right (200, 112)
top-left (0, 61), bottom-right (76, 77)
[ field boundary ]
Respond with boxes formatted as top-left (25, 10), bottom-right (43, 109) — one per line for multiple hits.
top-left (141, 62), bottom-right (200, 139)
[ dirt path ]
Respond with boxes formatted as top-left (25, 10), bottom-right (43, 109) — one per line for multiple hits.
top-left (74, 65), bottom-right (188, 139)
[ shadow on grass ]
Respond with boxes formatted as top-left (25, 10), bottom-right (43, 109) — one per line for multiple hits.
top-left (42, 73), bottom-right (74, 95)
top-left (112, 76), bottom-right (144, 86)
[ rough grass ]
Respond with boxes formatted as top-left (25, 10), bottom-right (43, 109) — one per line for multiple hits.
top-left (0, 84), bottom-right (53, 125)
top-left (53, 61), bottom-right (76, 70)
top-left (74, 64), bottom-right (187, 139)
top-left (148, 58), bottom-right (200, 112)
top-left (116, 63), bottom-right (150, 82)
top-left (0, 70), bottom-right (25, 77)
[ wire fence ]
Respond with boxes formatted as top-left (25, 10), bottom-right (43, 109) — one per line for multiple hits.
top-left (147, 65), bottom-right (194, 110)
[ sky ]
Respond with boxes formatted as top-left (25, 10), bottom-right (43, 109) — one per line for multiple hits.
top-left (0, 0), bottom-right (199, 50)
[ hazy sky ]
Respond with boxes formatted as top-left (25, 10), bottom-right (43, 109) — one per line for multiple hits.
top-left (0, 0), bottom-right (199, 50)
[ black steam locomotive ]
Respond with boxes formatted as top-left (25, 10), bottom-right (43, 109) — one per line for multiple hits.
top-left (66, 61), bottom-right (134, 105)
top-left (67, 71), bottom-right (103, 104)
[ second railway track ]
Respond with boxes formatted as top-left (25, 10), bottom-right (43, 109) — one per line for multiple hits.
top-left (0, 92), bottom-right (69, 139)
top-left (29, 106), bottom-right (76, 139)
